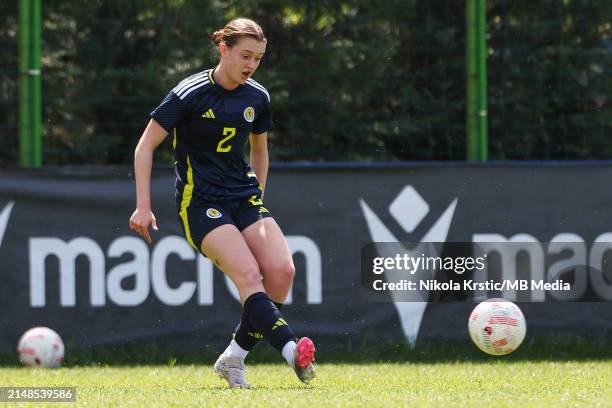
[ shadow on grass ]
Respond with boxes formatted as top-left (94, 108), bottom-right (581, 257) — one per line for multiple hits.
top-left (1, 333), bottom-right (610, 367)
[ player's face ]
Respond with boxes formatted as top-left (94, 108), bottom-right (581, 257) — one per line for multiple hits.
top-left (221, 37), bottom-right (266, 86)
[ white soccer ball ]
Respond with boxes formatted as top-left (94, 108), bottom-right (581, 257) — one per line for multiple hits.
top-left (468, 298), bottom-right (526, 355)
top-left (17, 327), bottom-right (65, 368)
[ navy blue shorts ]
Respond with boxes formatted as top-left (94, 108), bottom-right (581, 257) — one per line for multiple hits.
top-left (175, 192), bottom-right (273, 252)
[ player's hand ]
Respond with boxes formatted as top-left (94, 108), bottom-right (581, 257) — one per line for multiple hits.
top-left (129, 208), bottom-right (158, 244)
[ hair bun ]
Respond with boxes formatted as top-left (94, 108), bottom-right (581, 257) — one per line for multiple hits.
top-left (211, 30), bottom-right (223, 45)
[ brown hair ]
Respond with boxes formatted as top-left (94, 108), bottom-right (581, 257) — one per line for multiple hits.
top-left (211, 18), bottom-right (266, 48)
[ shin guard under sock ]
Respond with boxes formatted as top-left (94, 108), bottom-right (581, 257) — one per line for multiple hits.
top-left (242, 292), bottom-right (294, 353)
top-left (233, 301), bottom-right (283, 351)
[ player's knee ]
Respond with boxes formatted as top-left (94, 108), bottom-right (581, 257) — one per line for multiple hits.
top-left (271, 260), bottom-right (295, 284)
top-left (235, 263), bottom-right (263, 290)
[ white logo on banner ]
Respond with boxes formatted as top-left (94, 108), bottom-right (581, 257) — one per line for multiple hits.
top-left (28, 235), bottom-right (322, 307)
top-left (360, 186), bottom-right (458, 346)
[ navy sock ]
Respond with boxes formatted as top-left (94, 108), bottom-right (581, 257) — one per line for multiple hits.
top-left (233, 302), bottom-right (283, 351)
top-left (242, 292), bottom-right (295, 353)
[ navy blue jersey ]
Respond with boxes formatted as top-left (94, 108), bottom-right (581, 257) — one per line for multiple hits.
top-left (151, 68), bottom-right (272, 200)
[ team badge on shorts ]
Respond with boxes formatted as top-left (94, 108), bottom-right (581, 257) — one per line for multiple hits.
top-left (243, 106), bottom-right (255, 122)
top-left (206, 208), bottom-right (222, 219)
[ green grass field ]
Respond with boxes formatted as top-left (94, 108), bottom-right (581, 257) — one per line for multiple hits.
top-left (1, 360), bottom-right (610, 407)
top-left (1, 337), bottom-right (610, 407)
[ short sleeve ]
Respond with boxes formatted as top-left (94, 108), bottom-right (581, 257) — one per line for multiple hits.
top-left (150, 91), bottom-right (188, 133)
top-left (252, 96), bottom-right (272, 134)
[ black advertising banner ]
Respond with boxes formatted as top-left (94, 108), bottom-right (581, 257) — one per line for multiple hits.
top-left (0, 163), bottom-right (611, 353)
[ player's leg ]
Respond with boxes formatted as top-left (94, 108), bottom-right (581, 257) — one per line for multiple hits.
top-left (241, 218), bottom-right (316, 383)
top-left (178, 201), bottom-right (254, 388)
top-left (178, 200), bottom-right (272, 388)
top-left (230, 216), bottom-right (294, 353)
top-left (223, 198), bottom-right (289, 352)
top-left (203, 224), bottom-right (307, 385)
top-left (201, 224), bottom-right (264, 301)
top-left (242, 218), bottom-right (295, 303)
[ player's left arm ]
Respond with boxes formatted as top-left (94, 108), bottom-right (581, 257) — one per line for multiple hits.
top-left (249, 131), bottom-right (269, 198)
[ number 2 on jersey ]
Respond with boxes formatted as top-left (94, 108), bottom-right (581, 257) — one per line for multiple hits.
top-left (217, 127), bottom-right (236, 153)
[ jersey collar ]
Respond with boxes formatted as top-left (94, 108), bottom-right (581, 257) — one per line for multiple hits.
top-left (209, 67), bottom-right (245, 92)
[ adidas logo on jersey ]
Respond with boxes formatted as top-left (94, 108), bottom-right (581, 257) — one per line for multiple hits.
top-left (202, 108), bottom-right (215, 119)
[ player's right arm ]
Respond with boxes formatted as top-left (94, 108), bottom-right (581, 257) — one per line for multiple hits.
top-left (132, 76), bottom-right (195, 242)
top-left (130, 119), bottom-right (168, 244)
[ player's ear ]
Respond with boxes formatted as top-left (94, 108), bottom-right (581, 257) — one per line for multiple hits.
top-left (219, 42), bottom-right (230, 58)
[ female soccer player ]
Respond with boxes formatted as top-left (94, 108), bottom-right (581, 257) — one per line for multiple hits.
top-left (129, 18), bottom-right (316, 389)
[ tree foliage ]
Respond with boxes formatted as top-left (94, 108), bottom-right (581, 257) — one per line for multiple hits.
top-left (0, 0), bottom-right (610, 164)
